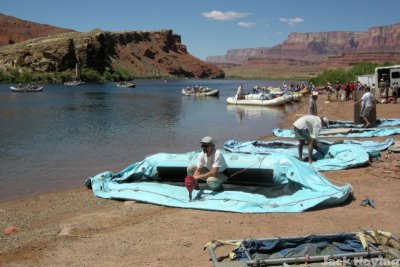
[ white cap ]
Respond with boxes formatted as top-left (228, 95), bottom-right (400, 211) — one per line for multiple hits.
top-left (201, 136), bottom-right (214, 144)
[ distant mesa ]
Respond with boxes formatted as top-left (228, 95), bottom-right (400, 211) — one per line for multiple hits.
top-left (206, 23), bottom-right (400, 78)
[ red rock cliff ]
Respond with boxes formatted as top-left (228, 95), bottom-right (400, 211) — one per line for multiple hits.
top-left (0, 13), bottom-right (74, 46)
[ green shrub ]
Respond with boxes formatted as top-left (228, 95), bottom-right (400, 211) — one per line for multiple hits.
top-left (310, 62), bottom-right (378, 86)
top-left (81, 68), bottom-right (102, 82)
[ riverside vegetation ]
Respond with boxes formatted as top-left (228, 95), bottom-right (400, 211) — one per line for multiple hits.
top-left (0, 61), bottom-right (394, 85)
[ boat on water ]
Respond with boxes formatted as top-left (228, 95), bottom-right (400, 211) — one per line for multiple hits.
top-left (181, 86), bottom-right (219, 96)
top-left (10, 85), bottom-right (43, 92)
top-left (226, 93), bottom-right (301, 106)
top-left (116, 82), bottom-right (136, 88)
top-left (64, 80), bottom-right (86, 86)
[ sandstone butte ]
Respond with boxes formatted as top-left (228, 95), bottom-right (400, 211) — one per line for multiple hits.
top-left (0, 13), bottom-right (224, 79)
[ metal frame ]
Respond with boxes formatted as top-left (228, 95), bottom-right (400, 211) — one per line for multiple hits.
top-left (207, 231), bottom-right (397, 267)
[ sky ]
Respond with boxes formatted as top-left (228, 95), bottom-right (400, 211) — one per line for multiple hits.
top-left (1, 0), bottom-right (399, 60)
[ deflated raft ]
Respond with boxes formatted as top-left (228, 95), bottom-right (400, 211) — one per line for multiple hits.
top-left (86, 152), bottom-right (352, 213)
top-left (274, 127), bottom-right (400, 138)
top-left (223, 138), bottom-right (393, 171)
top-left (328, 118), bottom-right (400, 128)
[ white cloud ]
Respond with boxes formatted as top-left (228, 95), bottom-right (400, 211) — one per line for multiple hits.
top-left (202, 10), bottom-right (251, 21)
top-left (280, 17), bottom-right (304, 26)
top-left (238, 22), bottom-right (256, 28)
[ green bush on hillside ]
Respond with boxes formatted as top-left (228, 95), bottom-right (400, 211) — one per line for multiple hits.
top-left (81, 68), bottom-right (103, 82)
top-left (309, 62), bottom-right (379, 86)
top-left (112, 67), bottom-right (133, 81)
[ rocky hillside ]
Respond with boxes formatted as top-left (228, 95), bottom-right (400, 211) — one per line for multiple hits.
top-left (0, 14), bottom-right (224, 79)
top-left (0, 13), bottom-right (74, 46)
top-left (207, 23), bottom-right (400, 77)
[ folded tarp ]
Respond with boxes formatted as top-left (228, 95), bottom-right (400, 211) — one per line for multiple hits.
top-left (205, 231), bottom-right (399, 266)
top-left (329, 118), bottom-right (400, 128)
top-left (274, 127), bottom-right (400, 138)
top-left (223, 138), bottom-right (393, 171)
top-left (86, 152), bottom-right (352, 213)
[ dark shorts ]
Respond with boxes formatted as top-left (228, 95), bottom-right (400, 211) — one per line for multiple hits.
top-left (294, 127), bottom-right (311, 141)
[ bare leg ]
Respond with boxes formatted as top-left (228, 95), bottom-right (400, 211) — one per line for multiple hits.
top-left (298, 140), bottom-right (305, 161)
top-left (308, 139), bottom-right (315, 163)
top-left (363, 116), bottom-right (371, 127)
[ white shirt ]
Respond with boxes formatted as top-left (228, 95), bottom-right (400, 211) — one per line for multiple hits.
top-left (197, 149), bottom-right (227, 173)
top-left (361, 92), bottom-right (374, 107)
top-left (236, 86), bottom-right (243, 96)
top-left (293, 115), bottom-right (323, 139)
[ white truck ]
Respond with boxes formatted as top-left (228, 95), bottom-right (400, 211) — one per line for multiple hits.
top-left (374, 65), bottom-right (400, 91)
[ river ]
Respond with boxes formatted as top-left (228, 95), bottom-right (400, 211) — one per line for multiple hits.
top-left (0, 79), bottom-right (299, 201)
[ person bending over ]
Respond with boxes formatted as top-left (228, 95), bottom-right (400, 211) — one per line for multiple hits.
top-left (187, 136), bottom-right (228, 192)
top-left (293, 115), bottom-right (329, 163)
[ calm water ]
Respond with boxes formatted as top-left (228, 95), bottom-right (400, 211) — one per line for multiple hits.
top-left (0, 79), bottom-right (299, 201)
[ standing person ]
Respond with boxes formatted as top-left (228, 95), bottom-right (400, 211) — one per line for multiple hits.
top-left (384, 79), bottom-right (389, 99)
top-left (378, 79), bottom-right (385, 97)
top-left (354, 87), bottom-right (376, 128)
top-left (308, 91), bottom-right (318, 115)
top-left (293, 115), bottom-right (329, 163)
top-left (392, 82), bottom-right (399, 104)
top-left (187, 136), bottom-right (228, 192)
top-left (345, 82), bottom-right (351, 101)
top-left (335, 81), bottom-right (341, 100)
top-left (325, 82), bottom-right (332, 101)
top-left (236, 84), bottom-right (245, 99)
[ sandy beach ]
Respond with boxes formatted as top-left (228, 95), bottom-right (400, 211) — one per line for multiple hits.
top-left (1, 93), bottom-right (399, 267)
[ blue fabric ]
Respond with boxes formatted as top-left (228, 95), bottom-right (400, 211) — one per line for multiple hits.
top-left (329, 118), bottom-right (400, 128)
top-left (224, 138), bottom-right (393, 155)
top-left (87, 152), bottom-right (352, 213)
top-left (273, 127), bottom-right (400, 138)
top-left (224, 138), bottom-right (393, 171)
top-left (234, 234), bottom-right (364, 260)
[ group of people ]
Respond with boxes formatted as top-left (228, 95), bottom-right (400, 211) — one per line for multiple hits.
top-left (188, 80), bottom-right (382, 192)
top-left (378, 79), bottom-right (399, 103)
top-left (189, 85), bottom-right (325, 192)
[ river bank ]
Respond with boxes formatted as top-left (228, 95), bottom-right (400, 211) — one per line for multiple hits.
top-left (1, 94), bottom-right (399, 266)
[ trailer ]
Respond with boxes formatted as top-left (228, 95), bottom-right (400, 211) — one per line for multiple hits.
top-left (374, 65), bottom-right (400, 91)
top-left (357, 74), bottom-right (375, 87)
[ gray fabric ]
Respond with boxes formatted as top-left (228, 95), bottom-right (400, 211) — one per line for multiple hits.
top-left (294, 127), bottom-right (312, 141)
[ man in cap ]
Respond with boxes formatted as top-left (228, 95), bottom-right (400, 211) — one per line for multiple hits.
top-left (187, 136), bottom-right (228, 192)
top-left (293, 115), bottom-right (329, 163)
top-left (354, 86), bottom-right (376, 128)
top-left (308, 91), bottom-right (319, 116)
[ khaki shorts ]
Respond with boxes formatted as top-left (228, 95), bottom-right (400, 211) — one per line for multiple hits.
top-left (187, 166), bottom-right (228, 190)
top-left (360, 106), bottom-right (372, 117)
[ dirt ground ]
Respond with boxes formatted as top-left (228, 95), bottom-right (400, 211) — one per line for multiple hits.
top-left (1, 93), bottom-right (399, 267)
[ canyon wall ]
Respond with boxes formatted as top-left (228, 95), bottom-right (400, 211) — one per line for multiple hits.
top-left (0, 13), bottom-right (224, 79)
